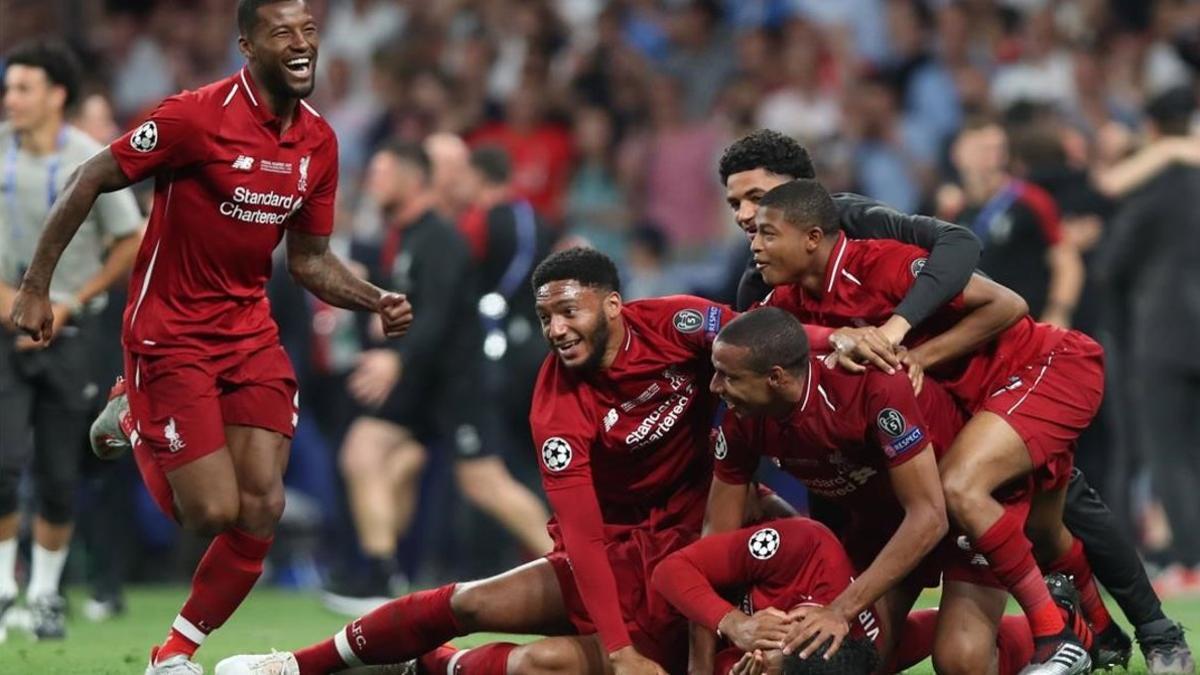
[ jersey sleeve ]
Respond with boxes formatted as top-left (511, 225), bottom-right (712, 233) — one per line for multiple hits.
top-left (652, 518), bottom-right (845, 630)
top-left (863, 370), bottom-right (934, 468)
top-left (288, 133), bottom-right (339, 236)
top-left (655, 295), bottom-right (737, 356)
top-left (530, 370), bottom-right (632, 653)
top-left (833, 192), bottom-right (981, 328)
top-left (863, 245), bottom-right (969, 316)
top-left (110, 94), bottom-right (208, 183)
top-left (713, 412), bottom-right (759, 485)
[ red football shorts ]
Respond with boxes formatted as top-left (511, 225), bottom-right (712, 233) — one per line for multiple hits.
top-left (545, 482), bottom-right (708, 673)
top-left (978, 331), bottom-right (1104, 492)
top-left (125, 343), bottom-right (297, 517)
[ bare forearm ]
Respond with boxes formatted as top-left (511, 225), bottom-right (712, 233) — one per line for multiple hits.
top-left (289, 250), bottom-right (383, 312)
top-left (829, 508), bottom-right (943, 619)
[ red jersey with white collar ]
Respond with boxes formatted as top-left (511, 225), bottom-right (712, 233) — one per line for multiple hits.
top-left (764, 234), bottom-right (1067, 410)
top-left (530, 295), bottom-right (736, 653)
top-left (715, 359), bottom-right (963, 531)
top-left (653, 518), bottom-right (881, 645)
top-left (110, 67), bottom-right (338, 355)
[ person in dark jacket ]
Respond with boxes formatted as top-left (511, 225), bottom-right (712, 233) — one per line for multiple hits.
top-left (1097, 87), bottom-right (1200, 623)
top-left (324, 141), bottom-right (552, 613)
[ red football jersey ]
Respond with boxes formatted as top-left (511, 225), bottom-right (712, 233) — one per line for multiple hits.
top-left (111, 67), bottom-right (338, 355)
top-left (764, 233), bottom-right (1067, 410)
top-left (715, 359), bottom-right (964, 544)
top-left (530, 295), bottom-right (735, 652)
top-left (654, 518), bottom-right (881, 644)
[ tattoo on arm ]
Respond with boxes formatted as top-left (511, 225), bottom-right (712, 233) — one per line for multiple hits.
top-left (285, 230), bottom-right (383, 312)
top-left (21, 148), bottom-right (132, 293)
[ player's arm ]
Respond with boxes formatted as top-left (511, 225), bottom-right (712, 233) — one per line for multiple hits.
top-left (11, 149), bottom-right (133, 341)
top-left (785, 449), bottom-right (945, 660)
top-left (834, 193), bottom-right (982, 344)
top-left (285, 231), bottom-right (411, 337)
top-left (903, 273), bottom-right (1027, 372)
top-left (653, 529), bottom-right (796, 655)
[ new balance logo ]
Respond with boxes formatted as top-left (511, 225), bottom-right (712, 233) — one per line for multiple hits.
top-left (232, 155), bottom-right (255, 171)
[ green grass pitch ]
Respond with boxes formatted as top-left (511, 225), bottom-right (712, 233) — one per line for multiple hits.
top-left (0, 586), bottom-right (1196, 674)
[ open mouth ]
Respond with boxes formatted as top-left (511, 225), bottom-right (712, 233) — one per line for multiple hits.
top-left (555, 338), bottom-right (583, 358)
top-left (753, 259), bottom-right (769, 270)
top-left (285, 56), bottom-right (313, 78)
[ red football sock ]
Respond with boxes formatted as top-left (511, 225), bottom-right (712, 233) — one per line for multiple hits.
top-left (158, 528), bottom-right (272, 662)
top-left (294, 584), bottom-right (462, 674)
top-left (996, 615), bottom-right (1035, 675)
top-left (890, 609), bottom-right (938, 671)
top-left (424, 643), bottom-right (516, 675)
top-left (1047, 537), bottom-right (1113, 633)
top-left (974, 509), bottom-right (1064, 639)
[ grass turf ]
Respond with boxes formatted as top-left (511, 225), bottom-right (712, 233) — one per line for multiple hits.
top-left (0, 586), bottom-right (1196, 674)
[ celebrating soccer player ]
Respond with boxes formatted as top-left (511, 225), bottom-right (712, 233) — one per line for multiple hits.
top-left (9, 2), bottom-right (412, 672)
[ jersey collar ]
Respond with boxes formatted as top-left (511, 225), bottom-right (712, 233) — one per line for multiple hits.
top-left (237, 67), bottom-right (312, 144)
top-left (819, 232), bottom-right (850, 296)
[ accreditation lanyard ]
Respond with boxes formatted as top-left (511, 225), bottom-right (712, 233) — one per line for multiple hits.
top-left (969, 180), bottom-right (1022, 249)
top-left (3, 126), bottom-right (68, 273)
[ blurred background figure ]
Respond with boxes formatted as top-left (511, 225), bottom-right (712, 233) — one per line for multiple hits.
top-left (0, 40), bottom-right (141, 640)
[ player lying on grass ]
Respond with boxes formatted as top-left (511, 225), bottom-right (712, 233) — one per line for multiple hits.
top-left (216, 247), bottom-right (813, 675)
top-left (704, 308), bottom-right (1044, 675)
top-left (720, 129), bottom-right (1192, 674)
top-left (653, 516), bottom-right (1041, 675)
top-left (751, 179), bottom-right (1116, 674)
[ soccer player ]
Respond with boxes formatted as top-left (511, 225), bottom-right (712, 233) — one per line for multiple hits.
top-left (217, 247), bottom-right (817, 675)
top-left (706, 308), bottom-right (1057, 675)
top-left (721, 128), bottom-right (1191, 673)
top-left (750, 179), bottom-right (1107, 674)
top-left (9, 1), bottom-right (412, 672)
top-left (0, 40), bottom-right (142, 640)
top-left (653, 517), bottom-right (885, 675)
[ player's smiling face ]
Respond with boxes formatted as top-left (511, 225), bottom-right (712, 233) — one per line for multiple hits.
top-left (709, 341), bottom-right (776, 416)
top-left (725, 168), bottom-right (791, 243)
top-left (241, 0), bottom-right (319, 100)
top-left (751, 206), bottom-right (820, 286)
top-left (535, 280), bottom-right (621, 371)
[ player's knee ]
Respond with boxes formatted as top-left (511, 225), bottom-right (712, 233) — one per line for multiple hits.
top-left (941, 469), bottom-right (984, 517)
top-left (509, 640), bottom-right (579, 674)
top-left (36, 489), bottom-right (75, 525)
top-left (183, 498), bottom-right (239, 536)
top-left (239, 487), bottom-right (286, 530)
top-left (932, 635), bottom-right (993, 675)
top-left (448, 582), bottom-right (494, 632)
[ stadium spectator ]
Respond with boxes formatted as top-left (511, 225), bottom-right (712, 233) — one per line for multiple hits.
top-left (0, 40), bottom-right (142, 640)
top-left (941, 115), bottom-right (1084, 325)
top-left (328, 140), bottom-right (551, 614)
top-left (1097, 87), bottom-right (1200, 599)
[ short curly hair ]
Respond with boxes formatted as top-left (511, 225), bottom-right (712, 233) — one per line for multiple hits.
top-left (718, 129), bottom-right (816, 186)
top-left (781, 636), bottom-right (881, 675)
top-left (531, 246), bottom-right (621, 295)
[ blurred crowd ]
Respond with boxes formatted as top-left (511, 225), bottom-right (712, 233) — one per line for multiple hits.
top-left (3, 0), bottom-right (1200, 613)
